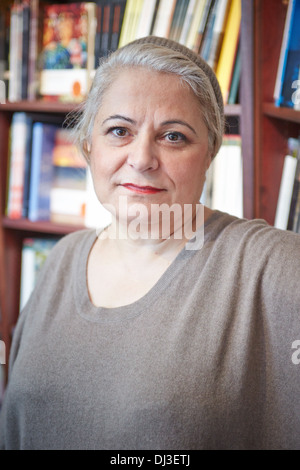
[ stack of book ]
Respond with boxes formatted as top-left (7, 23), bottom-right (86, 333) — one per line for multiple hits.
top-left (274, 0), bottom-right (300, 110)
top-left (0, 0), bottom-right (241, 104)
top-left (5, 112), bottom-right (112, 229)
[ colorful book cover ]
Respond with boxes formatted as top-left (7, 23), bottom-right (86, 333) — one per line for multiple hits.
top-left (50, 128), bottom-right (88, 225)
top-left (28, 122), bottom-right (59, 222)
top-left (215, 0), bottom-right (241, 104)
top-left (276, 0), bottom-right (300, 108)
top-left (40, 2), bottom-right (95, 101)
top-left (6, 112), bottom-right (32, 220)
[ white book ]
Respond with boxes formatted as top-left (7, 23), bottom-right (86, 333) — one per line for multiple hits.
top-left (135, 0), bottom-right (157, 39)
top-left (152, 0), bottom-right (176, 38)
top-left (209, 136), bottom-right (243, 218)
top-left (274, 154), bottom-right (297, 229)
top-left (19, 242), bottom-right (36, 312)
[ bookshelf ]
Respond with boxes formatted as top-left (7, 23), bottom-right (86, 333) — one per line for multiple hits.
top-left (254, 0), bottom-right (300, 225)
top-left (0, 0), bottom-right (261, 378)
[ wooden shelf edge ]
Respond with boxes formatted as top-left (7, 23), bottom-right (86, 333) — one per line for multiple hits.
top-left (2, 217), bottom-right (86, 235)
top-left (0, 100), bottom-right (82, 114)
top-left (224, 104), bottom-right (241, 116)
top-left (263, 103), bottom-right (300, 123)
top-left (0, 101), bottom-right (241, 117)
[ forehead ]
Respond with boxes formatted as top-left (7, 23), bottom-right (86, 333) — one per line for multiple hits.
top-left (97, 67), bottom-right (203, 120)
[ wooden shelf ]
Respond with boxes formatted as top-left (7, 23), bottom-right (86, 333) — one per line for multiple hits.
top-left (0, 101), bottom-right (241, 117)
top-left (224, 104), bottom-right (241, 116)
top-left (0, 100), bottom-right (81, 114)
top-left (2, 217), bottom-right (85, 235)
top-left (263, 103), bottom-right (300, 123)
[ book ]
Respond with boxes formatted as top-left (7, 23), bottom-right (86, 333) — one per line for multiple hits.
top-left (21, 0), bottom-right (30, 100)
top-left (99, 1), bottom-right (112, 58)
top-left (168, 0), bottom-right (190, 43)
top-left (135, 0), bottom-right (157, 40)
top-left (274, 154), bottom-right (298, 230)
top-left (193, 0), bottom-right (215, 54)
top-left (227, 39), bottom-right (240, 104)
top-left (39, 2), bottom-right (97, 101)
top-left (287, 137), bottom-right (300, 231)
top-left (50, 127), bottom-right (88, 225)
top-left (8, 1), bottom-right (23, 102)
top-left (0, 3), bottom-right (10, 102)
top-left (118, 0), bottom-right (143, 48)
top-left (110, 0), bottom-right (127, 52)
top-left (275, 0), bottom-right (300, 108)
top-left (273, 0), bottom-right (295, 105)
top-left (151, 0), bottom-right (177, 39)
top-left (205, 134), bottom-right (243, 218)
top-left (27, 0), bottom-right (45, 100)
top-left (6, 112), bottom-right (33, 220)
top-left (178, 0), bottom-right (197, 45)
top-left (215, 0), bottom-right (241, 104)
top-left (19, 237), bottom-right (59, 312)
top-left (207, 0), bottom-right (230, 70)
top-left (185, 0), bottom-right (206, 50)
top-left (28, 122), bottom-right (59, 222)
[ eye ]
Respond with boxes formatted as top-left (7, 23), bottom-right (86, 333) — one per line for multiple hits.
top-left (109, 127), bottom-right (129, 137)
top-left (164, 132), bottom-right (186, 142)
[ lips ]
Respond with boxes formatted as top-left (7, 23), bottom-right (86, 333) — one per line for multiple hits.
top-left (120, 183), bottom-right (165, 194)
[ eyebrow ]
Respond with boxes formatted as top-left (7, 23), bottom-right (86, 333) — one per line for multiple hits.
top-left (102, 114), bottom-right (136, 125)
top-left (161, 120), bottom-right (197, 135)
top-left (101, 115), bottom-right (197, 135)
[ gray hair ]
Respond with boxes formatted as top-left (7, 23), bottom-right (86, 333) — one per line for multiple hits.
top-left (72, 36), bottom-right (225, 161)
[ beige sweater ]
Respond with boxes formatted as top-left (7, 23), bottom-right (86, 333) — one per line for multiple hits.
top-left (1, 211), bottom-right (300, 449)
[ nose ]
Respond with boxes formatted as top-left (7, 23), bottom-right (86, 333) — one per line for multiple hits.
top-left (127, 133), bottom-right (159, 172)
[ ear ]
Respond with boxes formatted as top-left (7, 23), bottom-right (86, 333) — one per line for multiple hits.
top-left (83, 140), bottom-right (91, 155)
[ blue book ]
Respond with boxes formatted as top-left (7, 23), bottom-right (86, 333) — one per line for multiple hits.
top-left (276, 0), bottom-right (300, 108)
top-left (22, 115), bottom-right (34, 218)
top-left (28, 122), bottom-right (59, 222)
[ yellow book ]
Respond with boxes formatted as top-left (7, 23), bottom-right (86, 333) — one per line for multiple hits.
top-left (215, 0), bottom-right (241, 104)
top-left (128, 0), bottom-right (144, 43)
top-left (118, 0), bottom-right (137, 48)
top-left (185, 0), bottom-right (206, 49)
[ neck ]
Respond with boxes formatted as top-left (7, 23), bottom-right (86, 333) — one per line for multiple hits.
top-left (98, 204), bottom-right (211, 261)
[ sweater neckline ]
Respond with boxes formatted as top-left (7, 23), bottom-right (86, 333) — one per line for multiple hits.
top-left (73, 210), bottom-right (226, 323)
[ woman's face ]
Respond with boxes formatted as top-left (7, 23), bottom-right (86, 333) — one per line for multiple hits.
top-left (89, 67), bottom-right (211, 229)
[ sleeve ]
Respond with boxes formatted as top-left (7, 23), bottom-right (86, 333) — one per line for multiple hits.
top-left (0, 305), bottom-right (30, 449)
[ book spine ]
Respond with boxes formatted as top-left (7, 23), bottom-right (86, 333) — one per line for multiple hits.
top-left (27, 0), bottom-right (40, 101)
top-left (274, 155), bottom-right (298, 230)
top-left (274, 0), bottom-right (295, 103)
top-left (28, 123), bottom-right (57, 222)
top-left (21, 0), bottom-right (30, 100)
top-left (276, 0), bottom-right (300, 108)
top-left (215, 0), bottom-right (241, 104)
top-left (6, 112), bottom-right (29, 219)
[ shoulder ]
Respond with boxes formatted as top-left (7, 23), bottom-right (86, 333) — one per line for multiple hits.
top-left (50, 228), bottom-right (96, 256)
top-left (34, 228), bottom-right (97, 284)
top-left (208, 210), bottom-right (300, 248)
top-left (205, 210), bottom-right (300, 272)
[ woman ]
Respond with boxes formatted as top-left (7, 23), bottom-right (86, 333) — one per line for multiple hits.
top-left (0, 36), bottom-right (300, 450)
